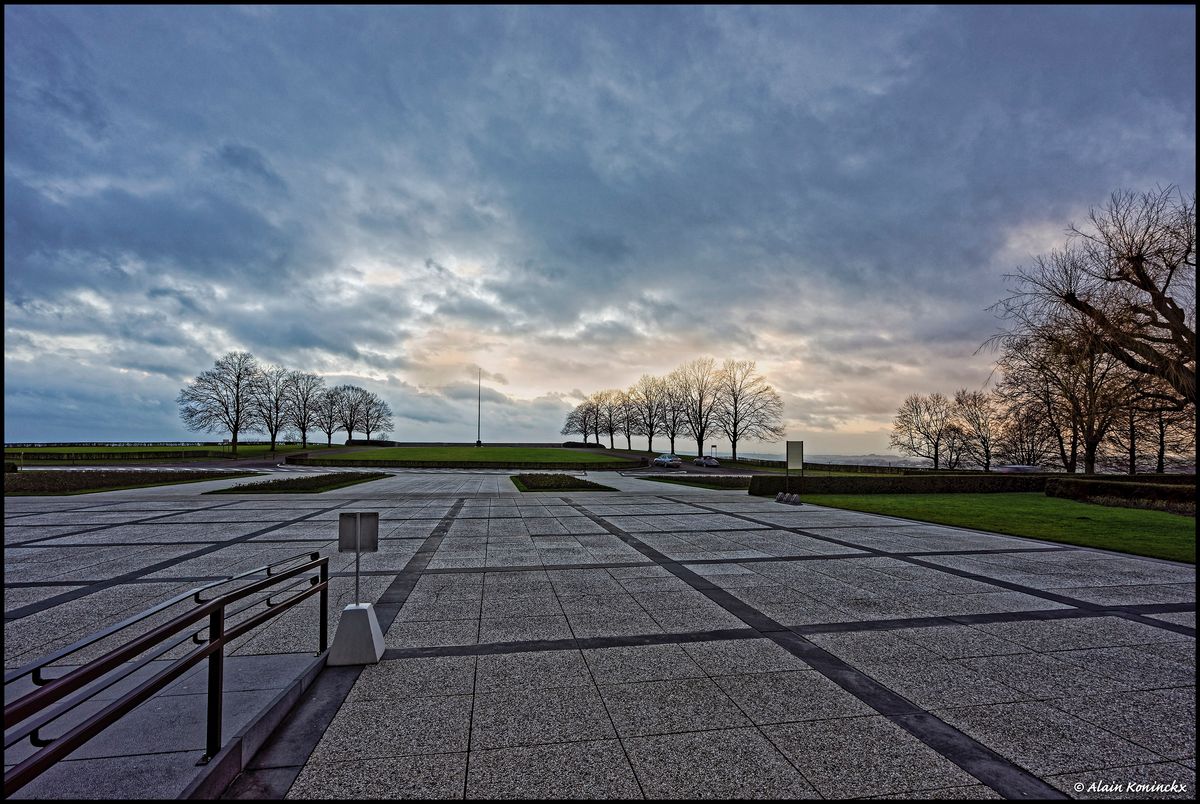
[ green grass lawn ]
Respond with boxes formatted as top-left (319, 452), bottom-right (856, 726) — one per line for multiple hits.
top-left (318, 446), bottom-right (631, 463)
top-left (803, 492), bottom-right (1196, 564)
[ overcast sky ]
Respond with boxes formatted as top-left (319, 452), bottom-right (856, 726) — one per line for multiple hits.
top-left (4, 6), bottom-right (1195, 453)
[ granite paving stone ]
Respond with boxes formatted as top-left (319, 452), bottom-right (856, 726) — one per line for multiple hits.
top-left (623, 727), bottom-right (819, 799)
top-left (599, 677), bottom-right (753, 737)
top-left (470, 684), bottom-right (616, 749)
top-left (466, 739), bottom-right (642, 799)
top-left (763, 715), bottom-right (981, 799)
top-left (286, 753), bottom-right (467, 799)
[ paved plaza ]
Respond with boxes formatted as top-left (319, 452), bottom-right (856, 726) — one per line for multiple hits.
top-left (4, 471), bottom-right (1196, 799)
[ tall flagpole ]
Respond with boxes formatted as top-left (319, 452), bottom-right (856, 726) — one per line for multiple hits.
top-left (475, 368), bottom-right (482, 446)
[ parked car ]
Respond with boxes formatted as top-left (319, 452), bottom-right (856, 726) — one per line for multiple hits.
top-left (693, 456), bottom-right (721, 467)
top-left (652, 454), bottom-right (682, 468)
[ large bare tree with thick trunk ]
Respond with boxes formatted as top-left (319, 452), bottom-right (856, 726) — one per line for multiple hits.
top-left (997, 187), bottom-right (1195, 406)
top-left (715, 360), bottom-right (785, 462)
top-left (360, 393), bottom-right (394, 441)
top-left (177, 351), bottom-right (260, 457)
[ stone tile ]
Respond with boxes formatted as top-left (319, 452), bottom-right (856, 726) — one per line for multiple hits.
top-left (1050, 687), bottom-right (1196, 761)
top-left (476, 650), bottom-right (593, 694)
top-left (599, 677), bottom-right (751, 737)
top-left (583, 644), bottom-right (706, 684)
top-left (347, 656), bottom-right (477, 702)
top-left (763, 715), bottom-right (980, 799)
top-left (1049, 644), bottom-right (1196, 689)
top-left (287, 753), bottom-right (466, 799)
top-left (715, 670), bottom-right (874, 724)
top-left (1046, 761), bottom-right (1195, 799)
top-left (974, 617), bottom-right (1190, 652)
top-left (384, 619), bottom-right (479, 649)
top-left (865, 784), bottom-right (1004, 799)
top-left (890, 624), bottom-right (1031, 659)
top-left (478, 615), bottom-right (573, 644)
top-left (680, 638), bottom-right (810, 676)
top-left (311, 695), bottom-right (473, 762)
top-left (864, 659), bottom-right (1030, 709)
top-left (962, 650), bottom-right (1138, 700)
top-left (470, 685), bottom-right (615, 749)
top-left (935, 701), bottom-right (1163, 776)
top-left (624, 727), bottom-right (818, 799)
top-left (466, 739), bottom-right (641, 799)
top-left (566, 611), bottom-right (663, 639)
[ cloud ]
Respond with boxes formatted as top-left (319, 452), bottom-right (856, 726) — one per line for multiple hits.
top-left (3, 6), bottom-right (1194, 452)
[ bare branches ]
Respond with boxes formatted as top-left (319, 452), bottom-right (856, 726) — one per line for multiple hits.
top-left (176, 351), bottom-right (260, 455)
top-left (716, 359), bottom-right (785, 462)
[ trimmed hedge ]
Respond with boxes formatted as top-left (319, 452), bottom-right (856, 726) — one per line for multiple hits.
top-left (6, 450), bottom-right (231, 461)
top-left (511, 473), bottom-right (617, 492)
top-left (562, 441), bottom-right (607, 449)
top-left (748, 474), bottom-right (1049, 496)
top-left (5, 462), bottom-right (18, 473)
top-left (1045, 478), bottom-right (1196, 505)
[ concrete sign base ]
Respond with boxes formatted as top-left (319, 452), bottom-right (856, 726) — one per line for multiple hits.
top-left (326, 603), bottom-right (385, 666)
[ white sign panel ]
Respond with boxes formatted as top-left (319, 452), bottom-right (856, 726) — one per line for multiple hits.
top-left (786, 440), bottom-right (804, 472)
top-left (338, 512), bottom-right (379, 553)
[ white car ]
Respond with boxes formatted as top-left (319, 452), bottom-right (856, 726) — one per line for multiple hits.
top-left (652, 454), bottom-right (682, 468)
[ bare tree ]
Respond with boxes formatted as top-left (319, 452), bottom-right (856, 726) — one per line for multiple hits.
top-left (715, 359), bottom-right (785, 462)
top-left (994, 400), bottom-right (1056, 468)
top-left (561, 404), bottom-right (589, 443)
top-left (250, 363), bottom-right (292, 454)
top-left (661, 374), bottom-right (687, 454)
top-left (334, 384), bottom-right (369, 442)
top-left (997, 187), bottom-right (1195, 405)
top-left (314, 387), bottom-right (342, 447)
top-left (177, 351), bottom-right (260, 457)
top-left (952, 388), bottom-right (1004, 471)
top-left (995, 320), bottom-right (1131, 474)
top-left (596, 390), bottom-right (621, 449)
top-left (361, 393), bottom-right (394, 441)
top-left (616, 390), bottom-right (638, 450)
top-left (628, 375), bottom-right (667, 452)
top-left (286, 371), bottom-right (325, 449)
top-left (889, 393), bottom-right (954, 469)
top-left (675, 358), bottom-right (721, 458)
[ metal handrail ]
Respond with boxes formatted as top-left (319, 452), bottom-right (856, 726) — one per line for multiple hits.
top-left (4, 551), bottom-right (319, 687)
top-left (3, 552), bottom-right (329, 796)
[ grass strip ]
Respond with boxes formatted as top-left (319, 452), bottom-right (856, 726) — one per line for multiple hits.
top-left (206, 472), bottom-right (391, 494)
top-left (640, 476), bottom-right (752, 490)
top-left (318, 446), bottom-right (630, 464)
top-left (4, 470), bottom-right (264, 496)
top-left (802, 492), bottom-right (1196, 564)
top-left (511, 474), bottom-right (617, 492)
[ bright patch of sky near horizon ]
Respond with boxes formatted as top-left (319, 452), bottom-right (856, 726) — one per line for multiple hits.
top-left (3, 6), bottom-right (1195, 454)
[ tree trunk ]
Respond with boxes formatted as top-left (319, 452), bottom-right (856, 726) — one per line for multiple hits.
top-left (647, 436), bottom-right (654, 453)
top-left (609, 434), bottom-right (614, 449)
top-left (231, 431), bottom-right (239, 458)
top-left (1127, 412), bottom-right (1137, 476)
top-left (731, 439), bottom-right (738, 462)
top-left (302, 431), bottom-right (308, 449)
top-left (625, 435), bottom-right (632, 450)
top-left (668, 435), bottom-right (675, 453)
top-left (1156, 415), bottom-right (1166, 473)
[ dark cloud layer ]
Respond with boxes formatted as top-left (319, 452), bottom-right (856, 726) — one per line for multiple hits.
top-left (4, 6), bottom-right (1194, 449)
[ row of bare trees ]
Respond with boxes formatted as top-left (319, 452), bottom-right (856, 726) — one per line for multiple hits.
top-left (892, 187), bottom-right (1196, 474)
top-left (177, 351), bottom-right (394, 454)
top-left (561, 358), bottom-right (785, 460)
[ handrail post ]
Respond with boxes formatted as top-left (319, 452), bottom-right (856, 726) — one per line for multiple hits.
top-left (200, 607), bottom-right (225, 765)
top-left (319, 559), bottom-right (329, 653)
